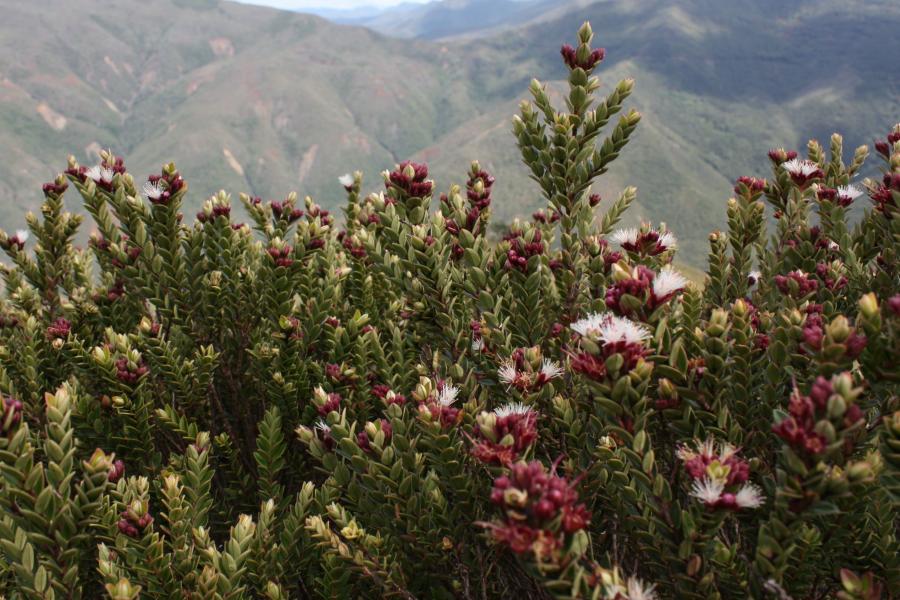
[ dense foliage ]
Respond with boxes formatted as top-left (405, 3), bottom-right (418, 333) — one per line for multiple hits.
top-left (0, 23), bottom-right (898, 600)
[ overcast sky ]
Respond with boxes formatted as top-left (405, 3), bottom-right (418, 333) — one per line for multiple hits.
top-left (233, 0), bottom-right (434, 9)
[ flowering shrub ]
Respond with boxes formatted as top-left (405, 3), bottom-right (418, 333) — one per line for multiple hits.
top-left (0, 21), bottom-right (898, 600)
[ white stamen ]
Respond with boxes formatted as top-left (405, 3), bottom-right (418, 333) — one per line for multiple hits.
top-left (690, 478), bottom-right (725, 505)
top-left (783, 158), bottom-right (819, 177)
top-left (658, 231), bottom-right (677, 250)
top-left (609, 228), bottom-right (638, 247)
top-left (540, 358), bottom-right (564, 380)
top-left (626, 578), bottom-right (658, 600)
top-left (493, 402), bottom-right (534, 418)
top-left (597, 315), bottom-right (653, 345)
top-left (570, 312), bottom-right (608, 339)
top-left (652, 266), bottom-right (688, 298)
top-left (837, 184), bottom-right (863, 201)
top-left (142, 180), bottom-right (165, 201)
top-left (437, 384), bottom-right (459, 407)
top-left (735, 483), bottom-right (764, 509)
top-left (338, 174), bottom-right (354, 188)
top-left (86, 165), bottom-right (114, 184)
top-left (497, 361), bottom-right (518, 386)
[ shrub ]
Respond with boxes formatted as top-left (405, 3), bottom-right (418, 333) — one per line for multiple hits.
top-left (0, 22), bottom-right (898, 600)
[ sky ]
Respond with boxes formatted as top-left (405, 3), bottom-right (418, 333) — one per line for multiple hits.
top-left (233, 0), bottom-right (433, 9)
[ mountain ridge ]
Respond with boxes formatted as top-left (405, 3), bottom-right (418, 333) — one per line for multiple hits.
top-left (0, 0), bottom-right (898, 265)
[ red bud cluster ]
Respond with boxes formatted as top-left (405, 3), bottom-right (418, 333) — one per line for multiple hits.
top-left (1, 395), bottom-right (23, 438)
top-left (115, 357), bottom-right (148, 385)
top-left (774, 270), bottom-right (819, 298)
top-left (472, 404), bottom-right (538, 465)
top-left (46, 317), bottom-right (71, 340)
top-left (485, 461), bottom-right (590, 560)
top-left (387, 161), bottom-right (432, 199)
top-left (773, 375), bottom-right (865, 463)
top-left (560, 44), bottom-right (605, 71)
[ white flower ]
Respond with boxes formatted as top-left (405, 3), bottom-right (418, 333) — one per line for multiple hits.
top-left (142, 180), bottom-right (165, 201)
top-left (338, 173), bottom-right (354, 188)
top-left (609, 228), bottom-right (638, 248)
top-left (597, 314), bottom-right (652, 345)
top-left (437, 384), bottom-right (459, 407)
top-left (658, 231), bottom-right (677, 250)
top-left (14, 229), bottom-right (28, 242)
top-left (837, 184), bottom-right (863, 201)
top-left (570, 312), bottom-right (608, 339)
top-left (827, 240), bottom-right (840, 252)
top-left (735, 483), bottom-right (764, 509)
top-left (86, 165), bottom-right (114, 184)
top-left (626, 578), bottom-right (658, 600)
top-left (748, 270), bottom-right (762, 285)
top-left (652, 266), bottom-right (688, 299)
top-left (690, 478), bottom-right (725, 505)
top-left (314, 419), bottom-right (331, 434)
top-left (493, 402), bottom-right (533, 418)
top-left (471, 337), bottom-right (485, 352)
top-left (782, 158), bottom-right (819, 177)
top-left (497, 361), bottom-right (518, 386)
top-left (540, 358), bottom-right (564, 380)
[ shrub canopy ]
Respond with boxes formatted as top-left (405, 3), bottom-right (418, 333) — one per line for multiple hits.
top-left (0, 21), bottom-right (898, 600)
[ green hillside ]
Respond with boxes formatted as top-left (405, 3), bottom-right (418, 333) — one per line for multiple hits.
top-left (0, 0), bottom-right (898, 264)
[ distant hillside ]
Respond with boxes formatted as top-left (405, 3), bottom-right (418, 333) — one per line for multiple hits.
top-left (331, 0), bottom-right (558, 40)
top-left (0, 0), bottom-right (898, 265)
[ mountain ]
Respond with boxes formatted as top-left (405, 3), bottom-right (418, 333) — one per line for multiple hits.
top-left (0, 0), bottom-right (898, 265)
top-left (328, 0), bottom-right (559, 40)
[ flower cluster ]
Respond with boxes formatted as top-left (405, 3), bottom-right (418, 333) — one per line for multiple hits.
top-left (117, 499), bottom-right (153, 538)
top-left (114, 355), bottom-right (149, 385)
top-left (46, 317), bottom-right (72, 340)
top-left (386, 161), bottom-right (432, 199)
top-left (816, 184), bottom-right (863, 208)
top-left (569, 314), bottom-right (651, 382)
top-left (471, 403), bottom-right (539, 465)
top-left (414, 379), bottom-right (462, 429)
top-left (772, 373), bottom-right (865, 462)
top-left (782, 158), bottom-right (823, 188)
top-left (678, 440), bottom-right (763, 511)
top-left (270, 198), bottom-right (305, 223)
top-left (84, 449), bottom-right (125, 483)
top-left (869, 171), bottom-right (899, 216)
top-left (609, 226), bottom-right (677, 256)
top-left (142, 167), bottom-right (185, 205)
top-left (497, 347), bottom-right (563, 393)
top-left (801, 309), bottom-right (867, 364)
top-left (734, 176), bottom-right (766, 194)
top-left (357, 419), bottom-right (392, 453)
top-left (1, 229), bottom-right (28, 252)
top-left (1, 394), bottom-right (23, 438)
top-left (503, 226), bottom-right (544, 272)
top-left (873, 123), bottom-right (900, 159)
top-left (605, 264), bottom-right (688, 319)
top-left (560, 44), bottom-right (605, 71)
top-left (77, 156), bottom-right (126, 192)
top-left (372, 384), bottom-right (407, 407)
top-left (485, 461), bottom-right (590, 562)
top-left (312, 386), bottom-right (342, 416)
top-left (266, 241), bottom-right (294, 268)
top-left (196, 198), bottom-right (231, 223)
top-left (767, 148), bottom-right (799, 165)
top-left (774, 270), bottom-right (818, 298)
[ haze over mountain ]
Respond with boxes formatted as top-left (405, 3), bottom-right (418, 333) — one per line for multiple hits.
top-left (1, 0), bottom-right (898, 264)
top-left (315, 0), bottom-right (558, 40)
